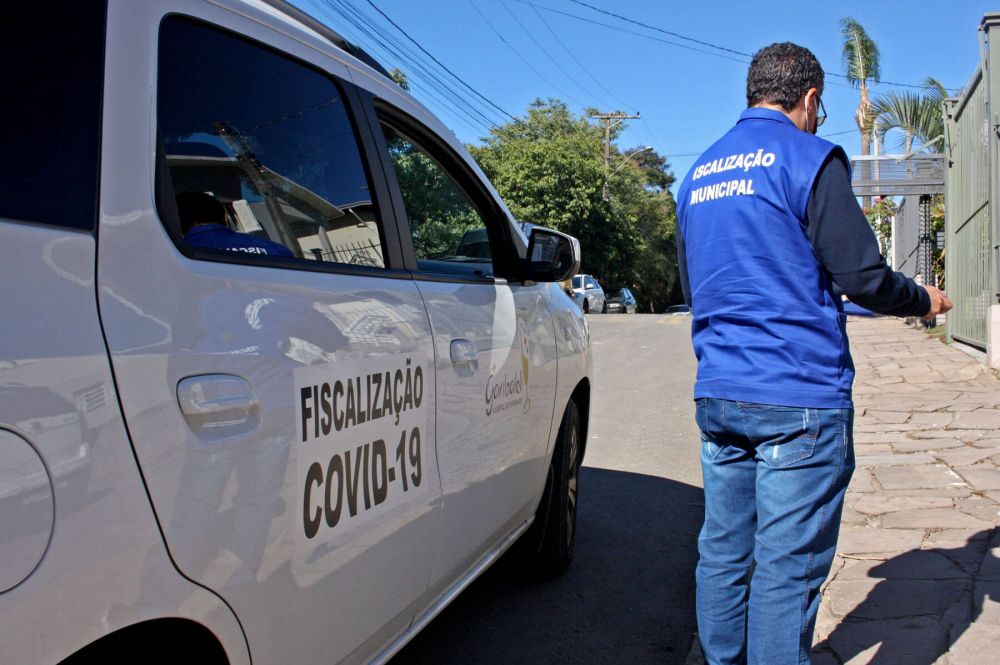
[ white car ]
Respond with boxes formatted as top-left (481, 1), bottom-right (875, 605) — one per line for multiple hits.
top-left (0, 2), bottom-right (592, 663)
top-left (571, 274), bottom-right (608, 314)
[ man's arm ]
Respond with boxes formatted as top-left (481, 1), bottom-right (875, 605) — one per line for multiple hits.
top-left (805, 153), bottom-right (943, 318)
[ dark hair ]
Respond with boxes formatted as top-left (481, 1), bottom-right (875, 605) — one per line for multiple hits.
top-left (175, 191), bottom-right (226, 234)
top-left (746, 42), bottom-right (824, 110)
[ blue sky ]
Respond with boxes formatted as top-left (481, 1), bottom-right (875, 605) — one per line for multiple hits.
top-left (294, 0), bottom-right (994, 193)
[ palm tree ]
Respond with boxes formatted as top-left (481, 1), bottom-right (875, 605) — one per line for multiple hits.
top-left (920, 77), bottom-right (948, 150)
top-left (841, 17), bottom-right (881, 206)
top-left (873, 91), bottom-right (924, 154)
top-left (873, 78), bottom-right (948, 154)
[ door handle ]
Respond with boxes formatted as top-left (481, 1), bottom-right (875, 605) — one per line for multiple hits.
top-left (450, 338), bottom-right (479, 373)
top-left (177, 374), bottom-right (260, 442)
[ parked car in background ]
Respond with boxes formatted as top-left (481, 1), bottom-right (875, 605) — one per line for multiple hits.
top-left (571, 274), bottom-right (607, 313)
top-left (665, 304), bottom-right (692, 315)
top-left (605, 287), bottom-right (637, 314)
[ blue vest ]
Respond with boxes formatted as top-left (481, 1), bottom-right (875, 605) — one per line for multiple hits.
top-left (677, 108), bottom-right (852, 408)
top-left (184, 223), bottom-right (295, 258)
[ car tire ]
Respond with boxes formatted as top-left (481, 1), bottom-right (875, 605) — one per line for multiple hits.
top-left (601, 301), bottom-right (608, 314)
top-left (582, 299), bottom-right (590, 314)
top-left (518, 399), bottom-right (581, 577)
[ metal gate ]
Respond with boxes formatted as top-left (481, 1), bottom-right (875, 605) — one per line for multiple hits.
top-left (892, 195), bottom-right (936, 283)
top-left (944, 63), bottom-right (994, 349)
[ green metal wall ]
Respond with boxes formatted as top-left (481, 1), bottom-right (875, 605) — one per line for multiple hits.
top-left (946, 58), bottom-right (995, 348)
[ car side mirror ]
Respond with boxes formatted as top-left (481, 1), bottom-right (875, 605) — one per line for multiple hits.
top-left (526, 227), bottom-right (580, 282)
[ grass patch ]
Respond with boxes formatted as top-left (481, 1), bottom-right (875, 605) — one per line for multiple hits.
top-left (925, 324), bottom-right (946, 341)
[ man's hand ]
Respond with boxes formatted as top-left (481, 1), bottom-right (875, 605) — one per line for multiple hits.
top-left (923, 285), bottom-right (953, 321)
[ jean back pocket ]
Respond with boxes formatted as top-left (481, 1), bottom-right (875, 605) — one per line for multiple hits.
top-left (741, 404), bottom-right (819, 468)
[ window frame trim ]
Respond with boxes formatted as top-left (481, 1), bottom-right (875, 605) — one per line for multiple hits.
top-left (153, 13), bottom-right (407, 277)
top-left (369, 99), bottom-right (523, 285)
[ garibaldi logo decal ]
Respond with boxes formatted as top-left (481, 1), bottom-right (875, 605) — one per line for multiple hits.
top-left (484, 321), bottom-right (531, 416)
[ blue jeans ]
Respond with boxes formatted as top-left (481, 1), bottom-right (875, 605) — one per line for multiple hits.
top-left (694, 398), bottom-right (854, 665)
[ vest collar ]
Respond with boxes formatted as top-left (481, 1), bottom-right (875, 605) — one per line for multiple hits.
top-left (738, 107), bottom-right (796, 127)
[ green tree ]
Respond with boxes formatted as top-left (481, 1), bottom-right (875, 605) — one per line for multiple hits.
top-left (385, 134), bottom-right (481, 258)
top-left (469, 99), bottom-right (679, 311)
top-left (388, 67), bottom-right (410, 92)
top-left (865, 196), bottom-right (896, 259)
top-left (604, 145), bottom-right (678, 309)
top-left (627, 146), bottom-right (676, 193)
top-left (921, 77), bottom-right (949, 147)
top-left (470, 100), bottom-right (613, 271)
top-left (930, 193), bottom-right (945, 288)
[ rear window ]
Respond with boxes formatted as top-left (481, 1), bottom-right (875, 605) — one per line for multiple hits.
top-left (157, 16), bottom-right (388, 269)
top-left (0, 3), bottom-right (106, 230)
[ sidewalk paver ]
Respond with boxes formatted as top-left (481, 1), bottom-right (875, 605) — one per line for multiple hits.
top-left (812, 317), bottom-right (1000, 665)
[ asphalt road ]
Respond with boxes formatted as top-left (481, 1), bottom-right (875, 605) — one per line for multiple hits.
top-left (391, 314), bottom-right (704, 664)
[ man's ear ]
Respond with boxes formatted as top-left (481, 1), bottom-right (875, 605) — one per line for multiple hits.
top-left (802, 88), bottom-right (817, 112)
top-left (802, 88), bottom-right (819, 133)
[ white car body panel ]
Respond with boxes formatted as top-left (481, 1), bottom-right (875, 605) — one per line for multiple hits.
top-left (0, 224), bottom-right (249, 665)
top-left (413, 280), bottom-right (558, 589)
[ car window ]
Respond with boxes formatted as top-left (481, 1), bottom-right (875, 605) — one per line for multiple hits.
top-left (378, 122), bottom-right (494, 276)
top-left (572, 276), bottom-right (583, 288)
top-left (157, 16), bottom-right (387, 268)
top-left (0, 3), bottom-right (105, 230)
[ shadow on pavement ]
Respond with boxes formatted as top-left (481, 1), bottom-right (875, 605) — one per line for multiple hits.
top-left (815, 529), bottom-right (1000, 664)
top-left (391, 467), bottom-right (703, 664)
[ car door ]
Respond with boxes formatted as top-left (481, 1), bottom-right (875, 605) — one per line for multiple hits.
top-left (97, 3), bottom-right (440, 662)
top-left (368, 103), bottom-right (559, 589)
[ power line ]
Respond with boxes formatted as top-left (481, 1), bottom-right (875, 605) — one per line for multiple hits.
top-left (330, 0), bottom-right (500, 127)
top-left (498, 0), bottom-right (609, 109)
top-left (526, 2), bottom-right (638, 114)
top-left (322, 0), bottom-right (503, 132)
top-left (821, 128), bottom-right (859, 137)
top-left (520, 1), bottom-right (655, 145)
top-left (314, 0), bottom-right (507, 137)
top-left (466, 0), bottom-right (592, 109)
top-left (514, 0), bottom-right (752, 65)
top-left (568, 0), bottom-right (752, 58)
top-left (364, 0), bottom-right (517, 121)
top-left (330, 26), bottom-right (492, 136)
top-left (566, 0), bottom-right (945, 90)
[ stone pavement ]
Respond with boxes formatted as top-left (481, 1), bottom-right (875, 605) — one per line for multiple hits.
top-left (811, 316), bottom-right (1000, 664)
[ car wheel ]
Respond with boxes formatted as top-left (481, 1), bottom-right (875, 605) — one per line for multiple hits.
top-left (582, 299), bottom-right (590, 314)
top-left (519, 399), bottom-right (580, 577)
top-left (601, 301), bottom-right (608, 314)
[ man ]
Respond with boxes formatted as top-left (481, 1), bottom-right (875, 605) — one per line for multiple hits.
top-left (676, 43), bottom-right (952, 665)
top-left (176, 191), bottom-right (294, 257)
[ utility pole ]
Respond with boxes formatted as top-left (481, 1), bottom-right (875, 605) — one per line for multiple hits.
top-left (591, 111), bottom-right (641, 167)
top-left (591, 111), bottom-right (640, 200)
